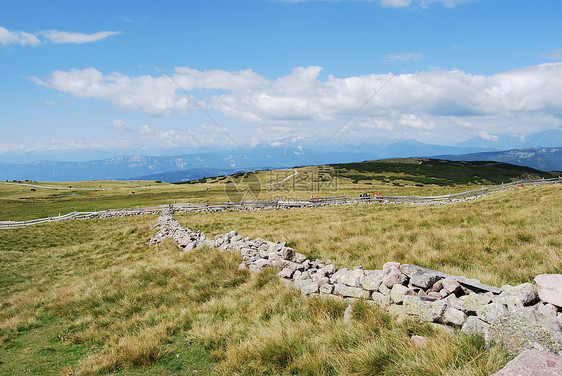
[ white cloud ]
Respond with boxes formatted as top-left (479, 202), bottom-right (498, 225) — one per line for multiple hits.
top-left (478, 131), bottom-right (498, 141)
top-left (380, 0), bottom-right (412, 7)
top-left (385, 53), bottom-right (422, 61)
top-left (544, 49), bottom-right (562, 60)
top-left (399, 114), bottom-right (436, 129)
top-left (0, 26), bottom-right (41, 46)
top-left (0, 26), bottom-right (119, 47)
top-left (41, 30), bottom-right (120, 44)
top-left (34, 62), bottom-right (562, 143)
top-left (112, 119), bottom-right (129, 129)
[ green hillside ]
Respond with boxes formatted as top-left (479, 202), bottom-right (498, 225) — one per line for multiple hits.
top-left (330, 158), bottom-right (555, 186)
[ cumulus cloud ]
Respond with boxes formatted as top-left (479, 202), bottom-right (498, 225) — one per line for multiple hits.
top-left (0, 26), bottom-right (41, 46)
top-left (478, 131), bottom-right (498, 141)
top-left (0, 26), bottom-right (119, 47)
top-left (41, 30), bottom-right (120, 44)
top-left (399, 114), bottom-right (436, 129)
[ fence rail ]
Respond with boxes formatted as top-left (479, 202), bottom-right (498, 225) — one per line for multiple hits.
top-left (1, 177), bottom-right (560, 230)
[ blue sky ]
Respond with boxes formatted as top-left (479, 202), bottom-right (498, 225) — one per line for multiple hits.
top-left (1, 0), bottom-right (561, 162)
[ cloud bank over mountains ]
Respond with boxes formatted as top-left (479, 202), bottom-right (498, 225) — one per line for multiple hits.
top-left (33, 62), bottom-right (562, 132)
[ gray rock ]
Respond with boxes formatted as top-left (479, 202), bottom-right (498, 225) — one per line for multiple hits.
top-left (334, 283), bottom-right (371, 299)
top-left (371, 292), bottom-right (391, 309)
top-left (410, 271), bottom-right (442, 289)
top-left (321, 264), bottom-right (338, 276)
top-left (383, 262), bottom-right (401, 273)
top-left (491, 349), bottom-right (562, 376)
top-left (382, 268), bottom-right (409, 288)
top-left (278, 267), bottom-right (295, 279)
top-left (403, 295), bottom-right (446, 322)
top-left (378, 283), bottom-right (391, 295)
top-left (360, 270), bottom-right (384, 291)
top-left (344, 302), bottom-right (354, 322)
top-left (461, 316), bottom-right (490, 336)
top-left (486, 310), bottom-right (562, 355)
top-left (294, 253), bottom-right (308, 264)
top-left (477, 303), bottom-right (508, 324)
top-left (443, 307), bottom-right (468, 326)
top-left (497, 283), bottom-right (540, 307)
top-left (538, 303), bottom-right (558, 318)
top-left (268, 242), bottom-right (286, 253)
top-left (463, 293), bottom-right (492, 314)
top-left (280, 247), bottom-right (296, 261)
top-left (299, 280), bottom-right (320, 295)
top-left (249, 259), bottom-right (271, 273)
top-left (399, 264), bottom-right (420, 278)
top-left (319, 283), bottom-right (334, 294)
top-left (228, 230), bottom-right (238, 237)
top-left (390, 284), bottom-right (416, 304)
top-left (428, 280), bottom-right (443, 293)
top-left (535, 274), bottom-right (562, 308)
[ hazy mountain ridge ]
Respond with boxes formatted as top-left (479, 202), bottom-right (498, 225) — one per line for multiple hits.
top-left (436, 147), bottom-right (562, 172)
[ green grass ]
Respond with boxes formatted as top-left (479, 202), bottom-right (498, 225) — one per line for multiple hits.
top-left (0, 173), bottom-right (560, 374)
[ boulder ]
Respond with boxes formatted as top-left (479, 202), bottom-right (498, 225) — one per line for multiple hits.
top-left (403, 296), bottom-right (446, 323)
top-left (280, 247), bottom-right (296, 261)
top-left (491, 349), bottom-right (562, 376)
top-left (361, 270), bottom-right (384, 291)
top-left (497, 283), bottom-right (540, 307)
top-left (278, 267), bottom-right (295, 279)
top-left (535, 274), bottom-right (562, 308)
top-left (383, 262), bottom-right (401, 273)
top-left (443, 307), bottom-right (468, 326)
top-left (334, 283), bottom-right (371, 299)
top-left (390, 284), bottom-right (416, 304)
top-left (441, 276), bottom-right (462, 295)
top-left (298, 280), bottom-right (320, 295)
top-left (319, 283), bottom-right (334, 294)
top-left (461, 316), bottom-right (490, 336)
top-left (485, 310), bottom-right (562, 355)
top-left (370, 292), bottom-right (391, 309)
top-left (410, 271), bottom-right (442, 289)
top-left (477, 303), bottom-right (508, 324)
top-left (463, 293), bottom-right (492, 314)
top-left (382, 268), bottom-right (409, 288)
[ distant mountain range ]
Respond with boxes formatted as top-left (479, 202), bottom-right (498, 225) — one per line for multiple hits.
top-left (0, 131), bottom-right (561, 182)
top-left (436, 147), bottom-right (562, 172)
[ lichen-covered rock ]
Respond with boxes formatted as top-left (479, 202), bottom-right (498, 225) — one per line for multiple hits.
top-left (496, 283), bottom-right (539, 307)
top-left (538, 303), bottom-right (558, 318)
top-left (360, 270), bottom-right (384, 291)
top-left (443, 307), bottom-right (467, 326)
top-left (334, 283), bottom-right (371, 299)
top-left (535, 274), bottom-right (562, 308)
top-left (390, 284), bottom-right (415, 304)
top-left (298, 280), bottom-right (320, 295)
top-left (461, 316), bottom-right (490, 336)
top-left (319, 283), bottom-right (334, 294)
top-left (410, 271), bottom-right (441, 289)
top-left (463, 293), bottom-right (492, 314)
top-left (477, 303), bottom-right (508, 324)
top-left (403, 296), bottom-right (445, 323)
top-left (371, 292), bottom-right (391, 309)
top-left (486, 310), bottom-right (562, 355)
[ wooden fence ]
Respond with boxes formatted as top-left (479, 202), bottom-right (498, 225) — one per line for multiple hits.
top-left (1, 177), bottom-right (560, 230)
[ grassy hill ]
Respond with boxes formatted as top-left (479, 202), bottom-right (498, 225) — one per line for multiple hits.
top-left (1, 181), bottom-right (561, 375)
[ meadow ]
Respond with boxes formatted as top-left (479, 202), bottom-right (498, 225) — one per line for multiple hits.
top-left (0, 161), bottom-right (560, 375)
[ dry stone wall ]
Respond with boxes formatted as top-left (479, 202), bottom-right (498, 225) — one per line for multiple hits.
top-left (150, 211), bottom-right (562, 357)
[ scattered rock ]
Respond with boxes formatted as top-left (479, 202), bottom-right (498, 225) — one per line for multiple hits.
top-left (491, 349), bottom-right (562, 376)
top-left (410, 335), bottom-right (428, 348)
top-left (535, 274), bottom-right (562, 308)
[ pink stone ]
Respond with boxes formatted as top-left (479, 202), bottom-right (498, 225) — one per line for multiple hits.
top-left (491, 349), bottom-right (562, 376)
top-left (534, 274), bottom-right (562, 308)
top-left (383, 262), bottom-right (401, 273)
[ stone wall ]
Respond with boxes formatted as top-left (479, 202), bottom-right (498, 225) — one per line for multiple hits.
top-left (150, 212), bottom-right (562, 356)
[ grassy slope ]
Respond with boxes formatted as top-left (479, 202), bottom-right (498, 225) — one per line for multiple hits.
top-left (1, 158), bottom-right (555, 222)
top-left (1, 184), bottom-right (561, 375)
